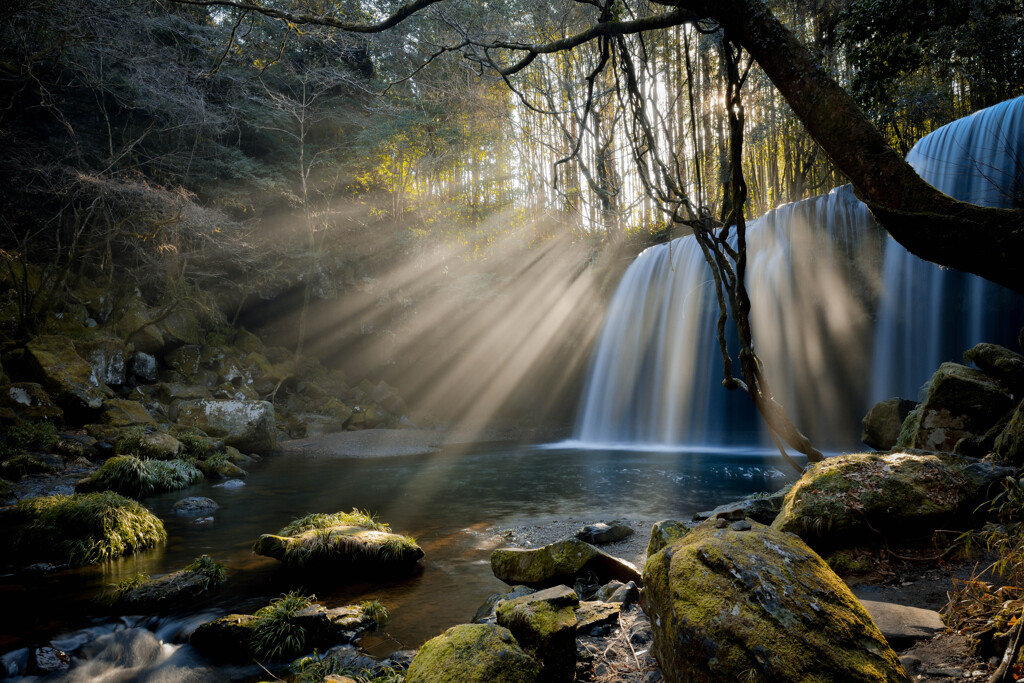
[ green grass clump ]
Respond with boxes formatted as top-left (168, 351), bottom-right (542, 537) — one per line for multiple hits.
top-left (11, 491), bottom-right (166, 565)
top-left (167, 427), bottom-right (216, 459)
top-left (279, 509), bottom-right (390, 536)
top-left (359, 599), bottom-right (390, 627)
top-left (184, 554), bottom-right (227, 587)
top-left (250, 591), bottom-right (314, 661)
top-left (0, 421), bottom-right (58, 458)
top-left (114, 427), bottom-right (147, 457)
top-left (150, 459), bottom-right (203, 490)
top-left (1, 454), bottom-right (58, 479)
top-left (77, 455), bottom-right (201, 498)
top-left (291, 651), bottom-right (405, 683)
top-left (107, 572), bottom-right (149, 602)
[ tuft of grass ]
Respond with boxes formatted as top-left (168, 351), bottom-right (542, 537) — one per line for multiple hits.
top-left (11, 491), bottom-right (166, 565)
top-left (0, 421), bottom-right (58, 458)
top-left (378, 536), bottom-right (419, 563)
top-left (77, 455), bottom-right (201, 498)
top-left (150, 459), bottom-right (203, 491)
top-left (291, 651), bottom-right (405, 683)
top-left (279, 509), bottom-right (390, 536)
top-left (107, 572), bottom-right (148, 602)
top-left (114, 426), bottom-right (147, 457)
top-left (184, 554), bottom-right (227, 587)
top-left (250, 591), bottom-right (314, 661)
top-left (359, 599), bottom-right (390, 627)
top-left (168, 428), bottom-right (216, 459)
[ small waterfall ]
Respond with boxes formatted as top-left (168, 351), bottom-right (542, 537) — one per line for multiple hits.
top-left (576, 97), bottom-right (1024, 450)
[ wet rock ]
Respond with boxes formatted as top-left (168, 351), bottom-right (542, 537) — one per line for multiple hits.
top-left (213, 478), bottom-right (245, 489)
top-left (994, 400), bottom-right (1024, 465)
top-left (157, 383), bottom-right (210, 404)
top-left (74, 337), bottom-right (126, 387)
top-left (491, 538), bottom-right (642, 589)
top-left (100, 398), bottom-right (156, 427)
top-left (964, 343), bottom-right (1024, 394)
top-left (24, 335), bottom-right (113, 415)
top-left (115, 565), bottom-right (224, 609)
top-left (405, 623), bottom-right (540, 683)
top-left (189, 614), bottom-right (257, 662)
top-left (496, 585), bottom-right (578, 682)
top-left (28, 646), bottom-right (70, 675)
top-left (644, 520), bottom-right (906, 682)
top-left (646, 520), bottom-right (689, 556)
top-left (771, 451), bottom-right (1011, 550)
top-left (862, 397), bottom-right (919, 450)
top-left (606, 580), bottom-right (639, 606)
top-left (171, 496), bottom-right (219, 516)
top-left (1, 383), bottom-right (63, 423)
top-left (576, 521), bottom-right (634, 544)
top-left (897, 362), bottom-right (1015, 452)
top-left (173, 399), bottom-right (277, 454)
top-left (473, 585), bottom-right (537, 624)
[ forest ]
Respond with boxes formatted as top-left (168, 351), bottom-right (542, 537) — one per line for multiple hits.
top-left (1, 0), bottom-right (1024, 681)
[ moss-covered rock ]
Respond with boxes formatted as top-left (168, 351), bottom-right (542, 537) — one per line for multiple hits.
top-left (24, 335), bottom-right (113, 415)
top-left (405, 623), bottom-right (540, 683)
top-left (862, 397), bottom-right (919, 451)
top-left (994, 400), bottom-right (1024, 465)
top-left (173, 399), bottom-right (277, 454)
top-left (770, 452), bottom-right (1009, 549)
top-left (101, 398), bottom-right (156, 427)
top-left (253, 510), bottom-right (423, 576)
top-left (473, 585), bottom-right (538, 624)
top-left (964, 343), bottom-right (1024, 394)
top-left (643, 520), bottom-right (906, 682)
top-left (189, 613), bottom-right (258, 662)
top-left (1, 383), bottom-right (63, 423)
top-left (74, 337), bottom-right (126, 387)
top-left (647, 520), bottom-right (690, 557)
top-left (897, 362), bottom-right (1015, 452)
top-left (5, 491), bottom-right (166, 565)
top-left (232, 328), bottom-right (264, 355)
top-left (495, 585), bottom-right (578, 682)
top-left (112, 555), bottom-right (226, 608)
top-left (491, 538), bottom-right (642, 589)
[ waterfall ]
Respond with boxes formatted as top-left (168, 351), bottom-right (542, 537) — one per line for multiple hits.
top-left (575, 96), bottom-right (1024, 450)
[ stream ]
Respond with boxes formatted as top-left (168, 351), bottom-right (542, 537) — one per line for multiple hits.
top-left (0, 438), bottom-right (797, 681)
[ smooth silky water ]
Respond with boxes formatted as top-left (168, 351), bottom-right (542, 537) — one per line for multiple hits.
top-left (0, 440), bottom-right (796, 681)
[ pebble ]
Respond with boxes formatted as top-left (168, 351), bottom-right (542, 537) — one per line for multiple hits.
top-left (729, 520), bottom-right (752, 531)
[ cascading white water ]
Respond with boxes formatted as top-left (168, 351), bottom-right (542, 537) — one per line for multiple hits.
top-left (575, 96), bottom-right (1024, 449)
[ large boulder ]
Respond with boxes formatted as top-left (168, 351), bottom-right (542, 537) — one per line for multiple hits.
top-left (253, 510), bottom-right (423, 576)
top-left (491, 538), bottom-right (642, 589)
top-left (964, 343), bottom-right (1024, 394)
top-left (994, 400), bottom-right (1024, 465)
top-left (771, 452), bottom-right (1011, 549)
top-left (1, 383), bottom-right (63, 423)
top-left (897, 362), bottom-right (1015, 452)
top-left (862, 397), bottom-right (918, 451)
top-left (495, 585), bottom-right (578, 682)
top-left (74, 337), bottom-right (126, 387)
top-left (172, 399), bottom-right (277, 454)
top-left (100, 399), bottom-right (156, 427)
top-left (23, 335), bottom-right (113, 415)
top-left (405, 623), bottom-right (540, 683)
top-left (643, 520), bottom-right (906, 682)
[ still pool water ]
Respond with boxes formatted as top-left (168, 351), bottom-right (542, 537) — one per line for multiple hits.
top-left (0, 440), bottom-right (799, 681)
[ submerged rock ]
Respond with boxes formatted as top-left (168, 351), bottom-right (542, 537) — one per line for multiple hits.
top-left (643, 520), bottom-right (906, 682)
top-left (405, 623), bottom-right (540, 683)
top-left (862, 397), bottom-right (919, 451)
top-left (171, 496), bottom-right (219, 516)
top-left (771, 451), bottom-right (1010, 549)
top-left (491, 538), bottom-right (642, 589)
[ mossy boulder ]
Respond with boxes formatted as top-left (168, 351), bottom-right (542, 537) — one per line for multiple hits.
top-left (232, 328), bottom-right (264, 355)
top-left (74, 337), bottom-right (126, 387)
top-left (1, 383), bottom-right (63, 423)
top-left (964, 343), bottom-right (1024, 394)
top-left (173, 399), bottom-right (277, 454)
top-left (495, 585), bottom-right (578, 682)
top-left (994, 400), bottom-right (1024, 465)
top-left (253, 510), bottom-right (423, 575)
top-left (897, 362), bottom-right (1015, 452)
top-left (473, 585), bottom-right (538, 624)
top-left (100, 399), bottom-right (156, 427)
top-left (491, 538), bottom-right (642, 589)
top-left (189, 614), bottom-right (258, 662)
top-left (862, 397), bottom-right (919, 451)
top-left (647, 520), bottom-right (690, 557)
top-left (4, 491), bottom-right (166, 566)
top-left (643, 520), bottom-right (906, 682)
top-left (405, 623), bottom-right (540, 683)
top-left (24, 335), bottom-right (113, 415)
top-left (770, 452), bottom-right (1011, 549)
top-left (113, 558), bottom-right (226, 609)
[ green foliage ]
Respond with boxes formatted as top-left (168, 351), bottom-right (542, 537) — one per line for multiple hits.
top-left (184, 554), bottom-right (228, 587)
top-left (378, 536), bottom-right (419, 563)
top-left (0, 421), bottom-right (58, 458)
top-left (149, 459), bottom-right (203, 491)
top-left (250, 591), bottom-right (314, 661)
top-left (291, 650), bottom-right (405, 683)
top-left (78, 455), bottom-right (201, 498)
top-left (279, 509), bottom-right (390, 536)
top-left (0, 454), bottom-right (58, 479)
top-left (359, 599), bottom-right (390, 627)
top-left (168, 427), bottom-right (216, 460)
top-left (107, 572), bottom-right (149, 602)
top-left (11, 492), bottom-right (166, 565)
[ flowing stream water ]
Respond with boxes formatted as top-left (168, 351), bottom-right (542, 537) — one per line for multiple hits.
top-left (0, 441), bottom-right (794, 681)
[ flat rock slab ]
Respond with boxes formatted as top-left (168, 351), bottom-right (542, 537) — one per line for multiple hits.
top-left (858, 599), bottom-right (946, 648)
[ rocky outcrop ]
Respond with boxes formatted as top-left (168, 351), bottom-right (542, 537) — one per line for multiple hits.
top-left (644, 520), bottom-right (907, 682)
top-left (23, 335), bottom-right (113, 416)
top-left (74, 337), bottom-right (126, 387)
top-left (491, 538), bottom-right (642, 589)
top-left (172, 399), bottom-right (277, 454)
top-left (897, 362), bottom-right (1015, 452)
top-left (405, 623), bottom-right (540, 683)
top-left (770, 451), bottom-right (1011, 549)
top-left (495, 585), bottom-right (578, 682)
top-left (862, 397), bottom-right (919, 450)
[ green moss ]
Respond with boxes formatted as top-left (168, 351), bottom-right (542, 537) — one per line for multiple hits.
top-left (825, 549), bottom-right (877, 575)
top-left (1, 454), bottom-right (58, 479)
top-left (184, 554), bottom-right (227, 587)
top-left (0, 420), bottom-right (58, 458)
top-left (10, 491), bottom-right (166, 565)
top-left (405, 623), bottom-right (539, 683)
top-left (107, 572), bottom-right (149, 603)
top-left (279, 509), bottom-right (389, 536)
top-left (895, 406), bottom-right (921, 448)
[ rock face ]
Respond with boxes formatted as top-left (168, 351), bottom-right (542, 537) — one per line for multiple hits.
top-left (24, 335), bottom-right (113, 415)
top-left (405, 623), bottom-right (540, 683)
top-left (491, 538), bottom-right (642, 589)
top-left (173, 399), bottom-right (277, 454)
top-left (771, 451), bottom-right (1010, 549)
top-left (644, 520), bottom-right (907, 683)
top-left (898, 362), bottom-right (1015, 452)
top-left (74, 337), bottom-right (126, 387)
top-left (576, 521), bottom-right (634, 544)
top-left (862, 397), bottom-right (919, 450)
top-left (496, 585), bottom-right (578, 682)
